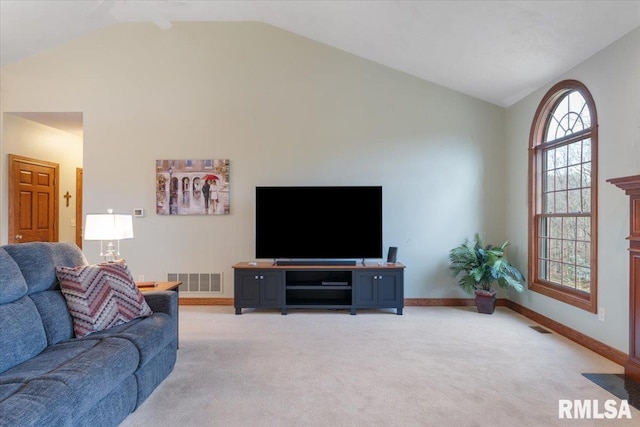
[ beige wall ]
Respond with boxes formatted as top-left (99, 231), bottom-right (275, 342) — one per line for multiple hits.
top-left (3, 20), bottom-right (635, 352)
top-left (0, 22), bottom-right (506, 300)
top-left (505, 27), bottom-right (640, 352)
top-left (2, 114), bottom-right (82, 244)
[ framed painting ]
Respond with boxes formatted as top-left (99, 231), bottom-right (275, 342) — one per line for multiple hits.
top-left (156, 159), bottom-right (230, 215)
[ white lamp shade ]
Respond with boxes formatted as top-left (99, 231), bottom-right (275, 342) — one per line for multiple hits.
top-left (84, 213), bottom-right (134, 240)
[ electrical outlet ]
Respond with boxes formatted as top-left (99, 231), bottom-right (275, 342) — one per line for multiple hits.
top-left (138, 275), bottom-right (144, 282)
top-left (598, 307), bottom-right (605, 322)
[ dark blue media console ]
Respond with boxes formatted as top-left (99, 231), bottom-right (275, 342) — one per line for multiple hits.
top-left (232, 262), bottom-right (405, 315)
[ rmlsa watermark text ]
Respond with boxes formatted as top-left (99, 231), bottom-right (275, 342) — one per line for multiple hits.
top-left (559, 399), bottom-right (632, 419)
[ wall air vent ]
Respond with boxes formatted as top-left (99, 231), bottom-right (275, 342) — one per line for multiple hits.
top-left (167, 273), bottom-right (222, 293)
top-left (530, 325), bottom-right (552, 334)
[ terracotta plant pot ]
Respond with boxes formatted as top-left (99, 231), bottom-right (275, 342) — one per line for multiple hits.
top-left (474, 290), bottom-right (497, 314)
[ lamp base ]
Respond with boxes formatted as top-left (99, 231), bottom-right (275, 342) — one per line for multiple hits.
top-left (101, 241), bottom-right (120, 262)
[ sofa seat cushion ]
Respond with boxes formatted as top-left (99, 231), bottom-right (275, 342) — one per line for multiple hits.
top-left (0, 377), bottom-right (76, 427)
top-left (0, 336), bottom-right (139, 417)
top-left (84, 312), bottom-right (176, 367)
top-left (56, 260), bottom-right (152, 337)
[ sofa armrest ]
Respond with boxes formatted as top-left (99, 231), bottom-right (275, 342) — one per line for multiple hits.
top-left (143, 291), bottom-right (178, 318)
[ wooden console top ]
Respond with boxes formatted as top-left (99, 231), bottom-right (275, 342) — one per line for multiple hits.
top-left (233, 262), bottom-right (405, 270)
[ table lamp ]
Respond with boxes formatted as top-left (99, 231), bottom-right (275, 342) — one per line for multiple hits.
top-left (84, 209), bottom-right (134, 262)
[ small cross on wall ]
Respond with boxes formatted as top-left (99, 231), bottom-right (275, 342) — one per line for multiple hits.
top-left (63, 191), bottom-right (72, 207)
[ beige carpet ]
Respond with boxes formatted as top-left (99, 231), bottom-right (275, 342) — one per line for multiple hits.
top-left (120, 306), bottom-right (638, 426)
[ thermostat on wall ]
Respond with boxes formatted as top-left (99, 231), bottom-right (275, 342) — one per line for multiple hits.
top-left (133, 208), bottom-right (145, 218)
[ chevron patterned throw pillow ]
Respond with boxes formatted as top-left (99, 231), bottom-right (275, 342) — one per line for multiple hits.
top-left (56, 259), bottom-right (153, 338)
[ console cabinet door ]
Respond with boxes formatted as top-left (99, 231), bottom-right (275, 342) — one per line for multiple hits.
top-left (354, 271), bottom-right (378, 307)
top-left (259, 271), bottom-right (285, 306)
top-left (378, 271), bottom-right (403, 307)
top-left (354, 270), bottom-right (403, 309)
top-left (235, 271), bottom-right (261, 307)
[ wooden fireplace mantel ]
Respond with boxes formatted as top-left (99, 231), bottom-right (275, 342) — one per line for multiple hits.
top-left (608, 174), bottom-right (640, 382)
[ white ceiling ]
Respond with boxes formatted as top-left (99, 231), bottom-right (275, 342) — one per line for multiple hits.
top-left (2, 0), bottom-right (640, 134)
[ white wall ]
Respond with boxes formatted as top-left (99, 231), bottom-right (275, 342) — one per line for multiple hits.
top-left (505, 27), bottom-right (640, 352)
top-left (0, 22), bottom-right (506, 299)
top-left (1, 114), bottom-right (83, 243)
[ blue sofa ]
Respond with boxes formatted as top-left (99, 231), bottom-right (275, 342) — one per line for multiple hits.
top-left (0, 242), bottom-right (177, 426)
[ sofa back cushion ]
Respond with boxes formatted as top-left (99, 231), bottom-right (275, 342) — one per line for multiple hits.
top-left (3, 242), bottom-right (87, 294)
top-left (1, 248), bottom-right (48, 374)
top-left (1, 242), bottom-right (87, 352)
top-left (0, 248), bottom-right (27, 304)
top-left (0, 296), bottom-right (48, 374)
top-left (30, 291), bottom-right (75, 345)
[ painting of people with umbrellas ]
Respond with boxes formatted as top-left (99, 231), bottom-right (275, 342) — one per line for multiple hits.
top-left (156, 159), bottom-right (230, 215)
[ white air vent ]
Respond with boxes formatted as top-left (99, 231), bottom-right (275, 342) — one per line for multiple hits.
top-left (167, 273), bottom-right (222, 293)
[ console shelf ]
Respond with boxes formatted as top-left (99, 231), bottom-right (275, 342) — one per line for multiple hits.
top-left (233, 262), bottom-right (405, 315)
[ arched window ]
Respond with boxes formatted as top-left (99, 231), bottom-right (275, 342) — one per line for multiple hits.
top-left (529, 80), bottom-right (598, 312)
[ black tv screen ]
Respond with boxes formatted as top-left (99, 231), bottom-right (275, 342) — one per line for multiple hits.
top-left (255, 186), bottom-right (382, 260)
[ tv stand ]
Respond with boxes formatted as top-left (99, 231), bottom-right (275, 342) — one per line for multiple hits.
top-left (233, 262), bottom-right (405, 315)
top-left (275, 260), bottom-right (357, 266)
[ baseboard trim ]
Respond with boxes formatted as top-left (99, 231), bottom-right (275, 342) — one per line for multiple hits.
top-left (404, 298), bottom-right (508, 307)
top-left (404, 298), bottom-right (626, 366)
top-left (503, 299), bottom-right (628, 366)
top-left (181, 296), bottom-right (627, 366)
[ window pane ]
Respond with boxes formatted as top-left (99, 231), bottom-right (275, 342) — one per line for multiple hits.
top-left (546, 149), bottom-right (556, 170)
top-left (539, 217), bottom-right (549, 237)
top-left (576, 267), bottom-right (590, 292)
top-left (563, 217), bottom-right (576, 240)
top-left (546, 117), bottom-right (562, 142)
top-left (555, 191), bottom-right (567, 213)
top-left (550, 217), bottom-right (562, 238)
top-left (539, 259), bottom-right (549, 280)
top-left (539, 237), bottom-right (548, 256)
top-left (563, 264), bottom-right (576, 287)
top-left (577, 217), bottom-right (590, 241)
top-left (582, 161), bottom-right (591, 187)
top-left (568, 142), bottom-right (582, 166)
top-left (568, 189), bottom-right (582, 212)
top-left (550, 239), bottom-right (562, 261)
top-left (555, 146), bottom-right (568, 168)
top-left (549, 261), bottom-right (562, 283)
top-left (582, 139), bottom-right (591, 162)
top-left (576, 242), bottom-right (590, 267)
top-left (563, 241), bottom-right (576, 264)
top-left (577, 102), bottom-right (591, 130)
top-left (545, 170), bottom-right (555, 192)
top-left (568, 166), bottom-right (581, 189)
top-left (545, 195), bottom-right (555, 213)
top-left (555, 168), bottom-right (567, 191)
top-left (582, 188), bottom-right (591, 212)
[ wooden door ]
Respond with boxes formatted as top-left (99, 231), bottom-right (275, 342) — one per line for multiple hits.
top-left (8, 154), bottom-right (59, 243)
top-left (75, 167), bottom-right (83, 248)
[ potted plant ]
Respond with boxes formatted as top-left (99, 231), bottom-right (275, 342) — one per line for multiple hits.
top-left (448, 233), bottom-right (525, 314)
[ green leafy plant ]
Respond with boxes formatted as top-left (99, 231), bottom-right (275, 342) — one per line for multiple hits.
top-left (448, 233), bottom-right (525, 295)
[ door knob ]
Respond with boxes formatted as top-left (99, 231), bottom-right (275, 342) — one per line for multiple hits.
top-left (15, 234), bottom-right (23, 241)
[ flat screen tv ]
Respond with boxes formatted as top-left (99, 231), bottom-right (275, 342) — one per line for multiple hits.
top-left (255, 186), bottom-right (382, 262)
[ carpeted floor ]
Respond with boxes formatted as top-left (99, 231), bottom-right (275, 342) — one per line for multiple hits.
top-left (120, 306), bottom-right (639, 426)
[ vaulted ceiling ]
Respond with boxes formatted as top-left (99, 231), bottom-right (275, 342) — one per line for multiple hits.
top-left (2, 0), bottom-right (640, 110)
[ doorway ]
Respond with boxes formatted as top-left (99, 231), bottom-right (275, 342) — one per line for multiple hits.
top-left (3, 112), bottom-right (84, 246)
